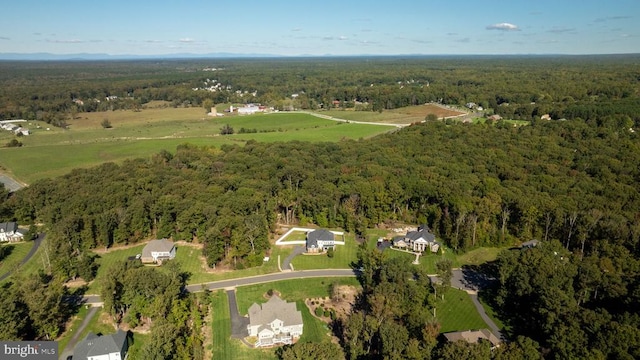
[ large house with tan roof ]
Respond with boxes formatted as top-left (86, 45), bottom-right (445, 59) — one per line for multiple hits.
top-left (247, 295), bottom-right (303, 347)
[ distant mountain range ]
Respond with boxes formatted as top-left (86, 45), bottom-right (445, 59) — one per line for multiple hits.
top-left (0, 52), bottom-right (284, 60)
top-left (0, 52), bottom-right (638, 61)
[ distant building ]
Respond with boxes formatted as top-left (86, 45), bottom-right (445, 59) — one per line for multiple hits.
top-left (141, 239), bottom-right (176, 264)
top-left (247, 295), bottom-right (303, 347)
top-left (207, 106), bottom-right (218, 117)
top-left (238, 105), bottom-right (260, 115)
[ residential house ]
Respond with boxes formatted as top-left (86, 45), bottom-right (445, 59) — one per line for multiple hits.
top-left (247, 295), bottom-right (303, 347)
top-left (443, 329), bottom-right (501, 349)
top-left (393, 225), bottom-right (440, 253)
top-left (73, 329), bottom-right (129, 360)
top-left (487, 114), bottom-right (502, 121)
top-left (540, 114), bottom-right (551, 120)
top-left (141, 238), bottom-right (176, 264)
top-left (521, 239), bottom-right (539, 249)
top-left (306, 229), bottom-right (335, 253)
top-left (0, 222), bottom-right (24, 242)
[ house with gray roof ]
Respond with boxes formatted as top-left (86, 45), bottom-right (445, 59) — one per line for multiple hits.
top-left (306, 229), bottom-right (335, 253)
top-left (397, 225), bottom-right (440, 253)
top-left (141, 238), bottom-right (176, 264)
top-left (247, 295), bottom-right (303, 347)
top-left (0, 222), bottom-right (24, 242)
top-left (73, 329), bottom-right (129, 360)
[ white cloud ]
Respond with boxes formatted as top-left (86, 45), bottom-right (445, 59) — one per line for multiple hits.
top-left (291, 28), bottom-right (302, 32)
top-left (486, 23), bottom-right (520, 31)
top-left (179, 38), bottom-right (195, 43)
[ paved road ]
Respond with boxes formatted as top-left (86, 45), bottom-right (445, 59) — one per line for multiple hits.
top-left (59, 306), bottom-right (99, 360)
top-left (82, 269), bottom-right (358, 305)
top-left (0, 233), bottom-right (45, 282)
top-left (0, 173), bottom-right (26, 192)
top-left (185, 269), bottom-right (357, 292)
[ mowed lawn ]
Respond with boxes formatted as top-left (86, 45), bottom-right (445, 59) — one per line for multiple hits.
top-left (436, 288), bottom-right (489, 333)
top-left (0, 242), bottom-right (34, 277)
top-left (87, 241), bottom-right (295, 293)
top-left (0, 108), bottom-right (392, 184)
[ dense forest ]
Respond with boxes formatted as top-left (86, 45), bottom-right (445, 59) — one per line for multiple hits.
top-left (5, 118), bottom-right (639, 276)
top-left (1, 56), bottom-right (640, 358)
top-left (1, 55), bottom-right (640, 125)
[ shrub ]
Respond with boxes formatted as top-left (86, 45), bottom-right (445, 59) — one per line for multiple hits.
top-left (315, 307), bottom-right (323, 317)
top-left (326, 247), bottom-right (335, 258)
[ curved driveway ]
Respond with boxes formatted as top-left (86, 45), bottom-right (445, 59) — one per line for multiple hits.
top-left (0, 233), bottom-right (44, 282)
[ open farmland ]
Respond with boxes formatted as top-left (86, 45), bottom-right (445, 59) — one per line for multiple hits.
top-left (0, 108), bottom-right (392, 184)
top-left (318, 103), bottom-right (465, 124)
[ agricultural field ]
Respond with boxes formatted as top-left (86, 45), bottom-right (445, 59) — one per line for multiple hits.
top-left (318, 103), bottom-right (466, 124)
top-left (0, 108), bottom-right (393, 184)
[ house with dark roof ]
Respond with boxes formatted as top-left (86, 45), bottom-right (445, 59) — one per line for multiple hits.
top-left (443, 329), bottom-right (501, 349)
top-left (0, 222), bottom-right (24, 242)
top-left (394, 225), bottom-right (440, 253)
top-left (73, 329), bottom-right (129, 360)
top-left (141, 238), bottom-right (176, 264)
top-left (306, 229), bottom-right (335, 253)
top-left (247, 295), bottom-right (303, 347)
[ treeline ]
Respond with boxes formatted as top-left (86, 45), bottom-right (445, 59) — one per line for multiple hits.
top-left (2, 55), bottom-right (640, 125)
top-left (5, 118), bottom-right (640, 280)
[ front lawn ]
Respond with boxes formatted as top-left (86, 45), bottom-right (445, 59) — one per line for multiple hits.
top-left (436, 289), bottom-right (489, 333)
top-left (290, 236), bottom-right (359, 270)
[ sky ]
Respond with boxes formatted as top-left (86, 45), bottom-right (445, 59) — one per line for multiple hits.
top-left (1, 0), bottom-right (638, 56)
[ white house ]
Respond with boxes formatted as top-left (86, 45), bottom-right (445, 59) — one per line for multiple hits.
top-left (141, 238), bottom-right (176, 264)
top-left (0, 222), bottom-right (24, 242)
top-left (247, 295), bottom-right (303, 347)
top-left (393, 225), bottom-right (440, 253)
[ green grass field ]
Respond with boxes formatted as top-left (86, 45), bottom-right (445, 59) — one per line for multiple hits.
top-left (436, 288), bottom-right (489, 333)
top-left (456, 247), bottom-right (502, 266)
top-left (87, 241), bottom-right (295, 293)
top-left (0, 109), bottom-right (393, 184)
top-left (234, 277), bottom-right (360, 314)
top-left (290, 234), bottom-right (359, 270)
top-left (0, 242), bottom-right (34, 277)
top-left (383, 246), bottom-right (460, 274)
